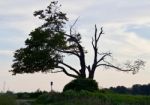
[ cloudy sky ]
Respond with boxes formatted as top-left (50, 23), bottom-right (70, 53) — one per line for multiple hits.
top-left (0, 0), bottom-right (150, 92)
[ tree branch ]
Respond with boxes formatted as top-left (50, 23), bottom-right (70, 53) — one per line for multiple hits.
top-left (64, 33), bottom-right (86, 75)
top-left (97, 63), bottom-right (133, 71)
top-left (57, 66), bottom-right (78, 78)
top-left (94, 25), bottom-right (98, 46)
top-left (97, 27), bottom-right (104, 42)
top-left (55, 48), bottom-right (80, 57)
top-left (97, 52), bottom-right (112, 64)
top-left (59, 62), bottom-right (80, 75)
top-left (50, 70), bottom-right (63, 73)
top-left (70, 17), bottom-right (79, 35)
top-left (63, 19), bottom-right (86, 78)
top-left (91, 25), bottom-right (104, 72)
top-left (97, 62), bottom-right (142, 74)
top-left (92, 37), bottom-right (95, 49)
top-left (86, 65), bottom-right (91, 72)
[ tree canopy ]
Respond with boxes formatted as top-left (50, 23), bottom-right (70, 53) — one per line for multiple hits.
top-left (11, 1), bottom-right (145, 79)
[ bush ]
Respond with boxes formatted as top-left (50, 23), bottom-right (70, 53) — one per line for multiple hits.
top-left (35, 92), bottom-right (62, 104)
top-left (35, 90), bottom-right (110, 105)
top-left (63, 78), bottom-right (99, 92)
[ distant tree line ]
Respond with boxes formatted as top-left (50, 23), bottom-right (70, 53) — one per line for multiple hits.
top-left (107, 84), bottom-right (150, 95)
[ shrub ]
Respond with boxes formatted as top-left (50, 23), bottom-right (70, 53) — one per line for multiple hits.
top-left (35, 92), bottom-right (63, 104)
top-left (63, 78), bottom-right (99, 92)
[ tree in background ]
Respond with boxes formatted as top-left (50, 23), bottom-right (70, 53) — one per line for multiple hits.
top-left (11, 1), bottom-right (145, 79)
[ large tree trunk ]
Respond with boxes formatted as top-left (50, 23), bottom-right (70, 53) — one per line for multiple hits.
top-left (80, 69), bottom-right (86, 78)
top-left (88, 71), bottom-right (95, 79)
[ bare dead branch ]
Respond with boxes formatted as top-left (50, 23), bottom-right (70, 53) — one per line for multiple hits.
top-left (90, 25), bottom-right (105, 73)
top-left (97, 52), bottom-right (112, 64)
top-left (94, 25), bottom-right (97, 44)
top-left (97, 59), bottom-right (145, 74)
top-left (97, 63), bottom-right (133, 71)
top-left (70, 17), bottom-right (79, 35)
top-left (92, 37), bottom-right (95, 49)
top-left (97, 27), bottom-right (104, 42)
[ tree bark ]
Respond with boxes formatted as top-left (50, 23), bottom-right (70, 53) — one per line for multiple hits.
top-left (88, 71), bottom-right (95, 79)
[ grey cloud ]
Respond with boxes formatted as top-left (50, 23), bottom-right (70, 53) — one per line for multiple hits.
top-left (69, 0), bottom-right (150, 26)
top-left (0, 26), bottom-right (26, 50)
top-left (0, 14), bottom-right (27, 22)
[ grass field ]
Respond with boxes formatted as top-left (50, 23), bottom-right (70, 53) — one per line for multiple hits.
top-left (0, 92), bottom-right (17, 105)
top-left (33, 90), bottom-right (150, 105)
top-left (0, 90), bottom-right (150, 105)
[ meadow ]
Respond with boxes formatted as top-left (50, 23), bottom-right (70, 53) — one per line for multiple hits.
top-left (0, 90), bottom-right (150, 105)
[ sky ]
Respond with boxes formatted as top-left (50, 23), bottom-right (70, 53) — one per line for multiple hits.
top-left (0, 0), bottom-right (150, 92)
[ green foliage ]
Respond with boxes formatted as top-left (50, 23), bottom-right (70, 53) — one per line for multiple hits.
top-left (11, 1), bottom-right (68, 74)
top-left (63, 79), bottom-right (99, 92)
top-left (0, 93), bottom-right (17, 105)
top-left (34, 91), bottom-right (110, 105)
top-left (33, 91), bottom-right (150, 105)
top-left (35, 92), bottom-right (62, 104)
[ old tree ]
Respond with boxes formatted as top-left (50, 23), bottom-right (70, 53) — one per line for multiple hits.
top-left (11, 1), bottom-right (144, 79)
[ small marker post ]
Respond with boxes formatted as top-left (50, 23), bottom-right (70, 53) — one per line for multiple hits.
top-left (50, 81), bottom-right (53, 92)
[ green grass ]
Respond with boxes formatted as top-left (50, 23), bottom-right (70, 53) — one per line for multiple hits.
top-left (1, 91), bottom-right (149, 105)
top-left (105, 93), bottom-right (150, 105)
top-left (33, 90), bottom-right (150, 105)
top-left (0, 93), bottom-right (17, 105)
top-left (34, 90), bottom-right (110, 105)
